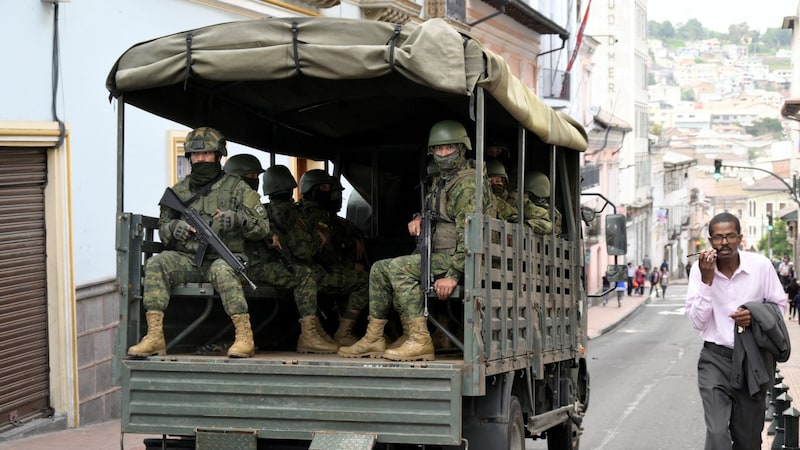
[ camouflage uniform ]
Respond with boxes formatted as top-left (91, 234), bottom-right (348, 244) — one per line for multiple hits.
top-left (520, 196), bottom-right (553, 235)
top-left (339, 120), bottom-right (493, 361)
top-left (245, 198), bottom-right (318, 316)
top-left (299, 199), bottom-right (369, 314)
top-left (368, 164), bottom-right (495, 320)
top-left (144, 174), bottom-right (269, 315)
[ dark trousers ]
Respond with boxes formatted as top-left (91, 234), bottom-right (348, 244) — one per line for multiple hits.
top-left (698, 343), bottom-right (767, 450)
top-left (627, 276), bottom-right (633, 295)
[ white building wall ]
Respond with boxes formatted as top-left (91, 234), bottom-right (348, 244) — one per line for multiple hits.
top-left (0, 0), bottom-right (311, 286)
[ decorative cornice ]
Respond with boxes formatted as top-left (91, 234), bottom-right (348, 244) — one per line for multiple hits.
top-left (302, 0), bottom-right (340, 8)
top-left (352, 0), bottom-right (422, 24)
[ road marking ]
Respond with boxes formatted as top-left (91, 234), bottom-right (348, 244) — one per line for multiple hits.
top-left (658, 307), bottom-right (686, 315)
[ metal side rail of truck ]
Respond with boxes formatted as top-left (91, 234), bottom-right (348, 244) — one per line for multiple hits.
top-left (108, 17), bottom-right (625, 450)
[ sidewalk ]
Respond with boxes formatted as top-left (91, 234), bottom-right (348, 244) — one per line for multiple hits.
top-left (0, 280), bottom-right (793, 449)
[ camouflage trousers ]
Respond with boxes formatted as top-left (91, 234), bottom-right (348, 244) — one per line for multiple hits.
top-left (246, 262), bottom-right (318, 316)
top-left (312, 264), bottom-right (369, 317)
top-left (368, 253), bottom-right (452, 319)
top-left (143, 250), bottom-right (248, 316)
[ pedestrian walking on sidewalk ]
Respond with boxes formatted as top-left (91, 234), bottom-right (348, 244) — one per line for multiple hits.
top-left (793, 291), bottom-right (800, 325)
top-left (786, 277), bottom-right (800, 320)
top-left (648, 267), bottom-right (661, 297)
top-left (614, 280), bottom-right (625, 307)
top-left (626, 263), bottom-right (635, 296)
top-left (685, 212), bottom-right (788, 450)
top-left (659, 267), bottom-right (669, 298)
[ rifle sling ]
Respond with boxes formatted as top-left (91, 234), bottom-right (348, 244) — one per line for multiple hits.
top-left (183, 171), bottom-right (225, 206)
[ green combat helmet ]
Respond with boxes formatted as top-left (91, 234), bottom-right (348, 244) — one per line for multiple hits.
top-left (299, 169), bottom-right (333, 196)
top-left (224, 154), bottom-right (265, 176)
top-left (525, 171), bottom-right (550, 198)
top-left (427, 120), bottom-right (472, 151)
top-left (486, 159), bottom-right (508, 181)
top-left (184, 127), bottom-right (227, 157)
top-left (262, 165), bottom-right (297, 196)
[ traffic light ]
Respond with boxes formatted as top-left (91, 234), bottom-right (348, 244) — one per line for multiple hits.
top-left (767, 213), bottom-right (774, 231)
top-left (713, 159), bottom-right (722, 181)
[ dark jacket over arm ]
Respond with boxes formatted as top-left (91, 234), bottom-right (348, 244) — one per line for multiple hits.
top-left (731, 301), bottom-right (791, 396)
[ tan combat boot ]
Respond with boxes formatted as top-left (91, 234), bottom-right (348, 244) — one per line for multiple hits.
top-left (386, 315), bottom-right (410, 350)
top-left (227, 313), bottom-right (255, 358)
top-left (338, 317), bottom-right (387, 358)
top-left (297, 316), bottom-right (340, 353)
top-left (127, 311), bottom-right (167, 357)
top-left (314, 316), bottom-right (338, 346)
top-left (334, 318), bottom-right (359, 346)
top-left (383, 317), bottom-right (434, 361)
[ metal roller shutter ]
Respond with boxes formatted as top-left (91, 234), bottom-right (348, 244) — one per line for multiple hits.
top-left (0, 147), bottom-right (50, 430)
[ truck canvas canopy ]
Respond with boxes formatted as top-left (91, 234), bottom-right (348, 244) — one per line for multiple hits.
top-left (106, 17), bottom-right (587, 160)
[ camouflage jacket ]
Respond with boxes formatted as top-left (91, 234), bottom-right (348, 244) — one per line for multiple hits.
top-left (428, 164), bottom-right (496, 282)
top-left (158, 173), bottom-right (269, 256)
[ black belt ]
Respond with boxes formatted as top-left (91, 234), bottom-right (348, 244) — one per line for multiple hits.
top-left (704, 341), bottom-right (733, 359)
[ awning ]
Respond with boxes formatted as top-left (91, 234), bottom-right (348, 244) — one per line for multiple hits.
top-left (481, 0), bottom-right (569, 39)
top-left (782, 99), bottom-right (800, 122)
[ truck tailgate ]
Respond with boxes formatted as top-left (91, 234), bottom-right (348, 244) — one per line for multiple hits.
top-left (121, 353), bottom-right (463, 446)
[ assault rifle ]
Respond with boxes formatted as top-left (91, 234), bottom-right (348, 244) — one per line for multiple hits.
top-left (417, 180), bottom-right (435, 317)
top-left (159, 187), bottom-right (257, 290)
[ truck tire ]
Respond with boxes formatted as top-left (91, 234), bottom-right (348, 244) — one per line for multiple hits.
top-left (546, 421), bottom-right (577, 450)
top-left (508, 396), bottom-right (525, 450)
top-left (460, 394), bottom-right (525, 450)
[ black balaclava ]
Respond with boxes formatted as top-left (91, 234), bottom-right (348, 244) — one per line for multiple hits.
top-left (189, 160), bottom-right (222, 189)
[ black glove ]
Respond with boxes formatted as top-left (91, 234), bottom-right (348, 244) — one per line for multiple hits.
top-left (171, 220), bottom-right (193, 241)
top-left (216, 210), bottom-right (246, 231)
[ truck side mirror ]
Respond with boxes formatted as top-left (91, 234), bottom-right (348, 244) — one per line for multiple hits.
top-left (606, 264), bottom-right (628, 282)
top-left (605, 214), bottom-right (627, 255)
top-left (580, 206), bottom-right (596, 225)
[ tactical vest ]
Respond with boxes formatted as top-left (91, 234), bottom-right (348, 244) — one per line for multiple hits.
top-left (430, 168), bottom-right (474, 256)
top-left (171, 174), bottom-right (247, 255)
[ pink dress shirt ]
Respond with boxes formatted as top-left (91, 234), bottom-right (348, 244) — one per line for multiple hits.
top-left (686, 251), bottom-right (787, 349)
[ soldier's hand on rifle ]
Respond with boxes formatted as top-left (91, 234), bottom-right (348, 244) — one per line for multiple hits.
top-left (214, 209), bottom-right (245, 231)
top-left (408, 214), bottom-right (422, 236)
top-left (170, 219), bottom-right (195, 241)
top-left (434, 277), bottom-right (457, 300)
top-left (268, 233), bottom-right (282, 250)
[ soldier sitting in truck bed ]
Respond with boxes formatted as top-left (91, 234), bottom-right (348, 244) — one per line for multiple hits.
top-left (246, 165), bottom-right (340, 354)
top-left (297, 170), bottom-right (369, 347)
top-left (339, 120), bottom-right (496, 361)
top-left (127, 127), bottom-right (270, 359)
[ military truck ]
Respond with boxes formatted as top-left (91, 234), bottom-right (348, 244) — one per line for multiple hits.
top-left (109, 17), bottom-right (622, 450)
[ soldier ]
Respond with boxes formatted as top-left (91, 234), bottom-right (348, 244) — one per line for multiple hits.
top-left (223, 154), bottom-right (265, 191)
top-left (298, 170), bottom-right (369, 346)
top-left (339, 119), bottom-right (496, 361)
top-left (127, 127), bottom-right (270, 358)
top-left (246, 165), bottom-right (339, 353)
top-left (486, 159), bottom-right (518, 222)
top-left (521, 170), bottom-right (560, 235)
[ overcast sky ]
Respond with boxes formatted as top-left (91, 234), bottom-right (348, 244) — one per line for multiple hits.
top-left (647, 1), bottom-right (797, 34)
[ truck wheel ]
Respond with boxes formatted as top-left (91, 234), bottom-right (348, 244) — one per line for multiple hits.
top-left (460, 394), bottom-right (526, 450)
top-left (508, 396), bottom-right (525, 450)
top-left (546, 421), bottom-right (577, 450)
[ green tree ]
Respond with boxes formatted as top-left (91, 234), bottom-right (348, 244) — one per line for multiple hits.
top-left (745, 118), bottom-right (784, 138)
top-left (758, 219), bottom-right (792, 259)
top-left (728, 23), bottom-right (751, 46)
top-left (681, 89), bottom-right (695, 101)
top-left (660, 21), bottom-right (675, 39)
top-left (676, 19), bottom-right (706, 41)
top-left (761, 27), bottom-right (792, 48)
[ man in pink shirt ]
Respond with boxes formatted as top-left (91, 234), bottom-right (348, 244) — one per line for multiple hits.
top-left (686, 212), bottom-right (786, 450)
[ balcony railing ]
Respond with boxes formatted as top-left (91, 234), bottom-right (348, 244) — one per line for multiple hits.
top-left (539, 68), bottom-right (570, 101)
